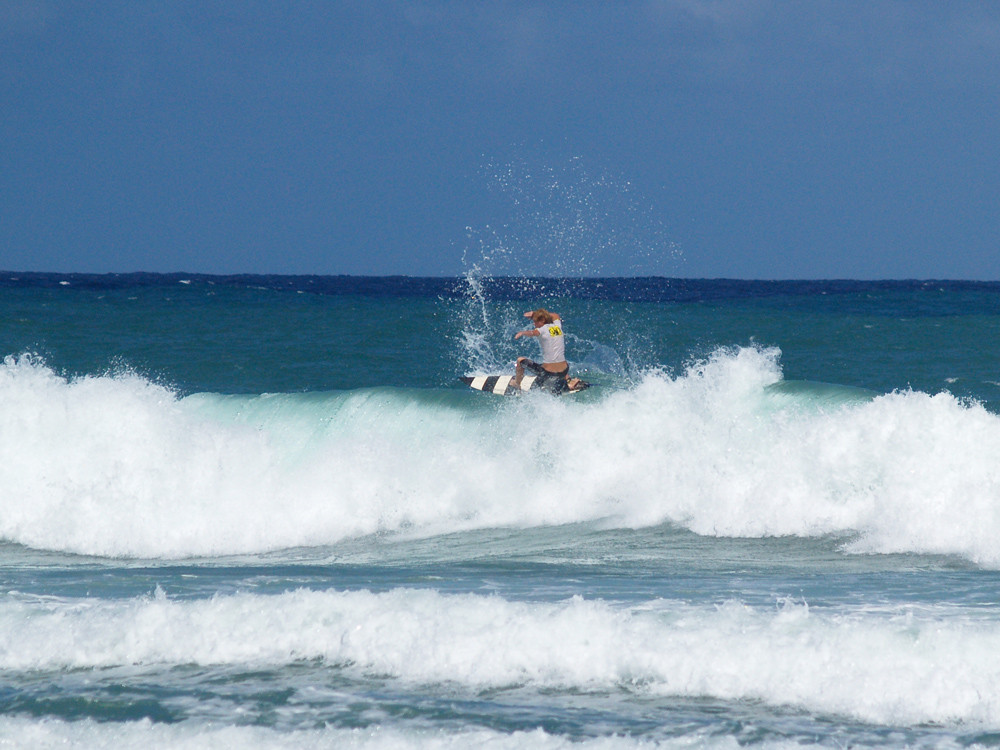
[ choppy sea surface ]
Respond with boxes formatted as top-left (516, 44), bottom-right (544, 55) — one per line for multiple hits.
top-left (3, 272), bottom-right (1000, 748)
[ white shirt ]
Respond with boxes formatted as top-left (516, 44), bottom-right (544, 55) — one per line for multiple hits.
top-left (536, 319), bottom-right (566, 364)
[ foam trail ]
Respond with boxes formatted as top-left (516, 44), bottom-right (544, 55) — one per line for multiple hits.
top-left (6, 350), bottom-right (1000, 564)
top-left (0, 717), bottom-right (805, 750)
top-left (4, 587), bottom-right (1000, 728)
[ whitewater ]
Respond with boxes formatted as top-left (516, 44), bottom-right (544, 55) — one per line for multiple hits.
top-left (3, 274), bottom-right (1000, 748)
top-left (3, 346), bottom-right (1000, 564)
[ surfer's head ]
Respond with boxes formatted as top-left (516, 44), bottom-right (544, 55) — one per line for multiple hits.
top-left (530, 309), bottom-right (555, 325)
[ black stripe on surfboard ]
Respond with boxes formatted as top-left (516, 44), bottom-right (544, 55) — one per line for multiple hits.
top-left (460, 375), bottom-right (535, 394)
top-left (459, 375), bottom-right (596, 395)
top-left (459, 375), bottom-right (592, 394)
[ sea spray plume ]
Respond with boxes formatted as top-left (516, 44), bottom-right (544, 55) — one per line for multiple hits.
top-left (471, 154), bottom-right (682, 279)
top-left (451, 266), bottom-right (528, 375)
top-left (453, 266), bottom-right (497, 373)
top-left (454, 154), bottom-right (681, 376)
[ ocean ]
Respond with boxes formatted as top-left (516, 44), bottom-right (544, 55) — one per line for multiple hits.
top-left (2, 272), bottom-right (1000, 748)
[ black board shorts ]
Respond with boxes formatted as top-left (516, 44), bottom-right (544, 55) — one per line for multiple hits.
top-left (522, 360), bottom-right (569, 394)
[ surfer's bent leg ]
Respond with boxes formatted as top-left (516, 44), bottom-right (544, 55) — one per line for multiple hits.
top-left (514, 357), bottom-right (542, 387)
top-left (514, 357), bottom-right (527, 387)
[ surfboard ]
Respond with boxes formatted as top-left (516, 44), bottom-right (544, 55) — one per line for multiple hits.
top-left (460, 375), bottom-right (590, 396)
top-left (461, 374), bottom-right (535, 395)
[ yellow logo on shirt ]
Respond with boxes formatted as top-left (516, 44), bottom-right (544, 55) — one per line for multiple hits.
top-left (548, 326), bottom-right (562, 337)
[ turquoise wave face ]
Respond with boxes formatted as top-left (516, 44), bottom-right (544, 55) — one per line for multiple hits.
top-left (764, 379), bottom-right (877, 409)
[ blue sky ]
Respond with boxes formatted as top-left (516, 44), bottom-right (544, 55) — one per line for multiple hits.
top-left (2, 1), bottom-right (998, 278)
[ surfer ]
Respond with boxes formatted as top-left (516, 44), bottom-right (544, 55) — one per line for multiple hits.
top-left (513, 309), bottom-right (585, 393)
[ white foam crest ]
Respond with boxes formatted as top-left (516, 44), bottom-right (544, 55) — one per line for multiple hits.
top-left (0, 354), bottom-right (297, 557)
top-left (4, 587), bottom-right (1000, 727)
top-left (0, 716), bottom-right (800, 750)
top-left (516, 346), bottom-right (1000, 565)
top-left (7, 349), bottom-right (1000, 563)
top-left (0, 354), bottom-right (541, 556)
